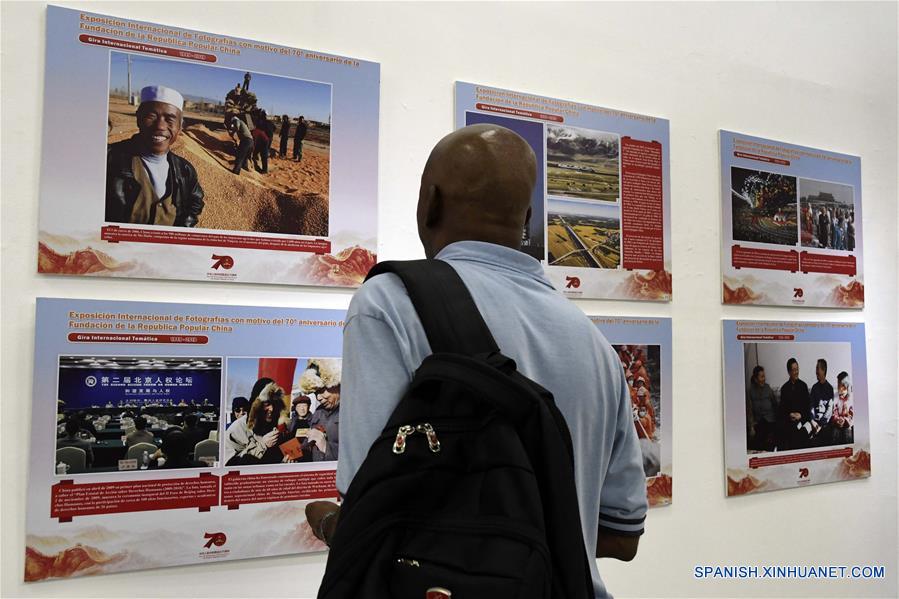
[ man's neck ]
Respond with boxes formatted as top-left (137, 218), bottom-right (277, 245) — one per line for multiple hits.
top-left (141, 151), bottom-right (168, 162)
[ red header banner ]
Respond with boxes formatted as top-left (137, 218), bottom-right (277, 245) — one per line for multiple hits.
top-left (474, 103), bottom-right (564, 123)
top-left (733, 151), bottom-right (790, 166)
top-left (79, 35), bottom-right (216, 62)
top-left (67, 333), bottom-right (209, 344)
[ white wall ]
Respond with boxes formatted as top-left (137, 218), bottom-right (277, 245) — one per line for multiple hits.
top-left (745, 342), bottom-right (853, 395)
top-left (2, 2), bottom-right (896, 597)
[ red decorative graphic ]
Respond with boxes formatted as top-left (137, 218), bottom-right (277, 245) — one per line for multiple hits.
top-left (829, 279), bottom-right (865, 307)
top-left (50, 474), bottom-right (219, 521)
top-left (799, 251), bottom-right (857, 276)
top-left (621, 269), bottom-right (672, 300)
top-left (646, 473), bottom-right (672, 507)
top-left (798, 467), bottom-right (810, 478)
top-left (38, 242), bottom-right (126, 275)
top-left (475, 103), bottom-right (563, 122)
top-left (297, 246), bottom-right (378, 287)
top-left (203, 532), bottom-right (227, 549)
top-left (79, 35), bottom-right (216, 62)
top-left (748, 447), bottom-right (852, 469)
top-left (727, 474), bottom-right (765, 496)
top-left (211, 254), bottom-right (234, 270)
top-left (565, 276), bottom-right (581, 289)
top-left (67, 333), bottom-right (208, 344)
top-left (731, 245), bottom-right (799, 272)
top-left (620, 137), bottom-right (664, 271)
top-left (101, 225), bottom-right (331, 254)
top-left (723, 281), bottom-right (761, 305)
top-left (24, 545), bottom-right (124, 582)
top-left (838, 449), bottom-right (871, 479)
top-left (222, 470), bottom-right (337, 509)
top-left (793, 287), bottom-right (804, 298)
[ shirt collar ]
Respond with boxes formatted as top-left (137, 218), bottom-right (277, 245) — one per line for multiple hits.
top-left (435, 240), bottom-right (552, 288)
top-left (140, 152), bottom-right (169, 164)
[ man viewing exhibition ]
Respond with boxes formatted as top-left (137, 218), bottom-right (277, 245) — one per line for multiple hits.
top-left (307, 124), bottom-right (647, 598)
top-left (105, 85), bottom-right (205, 227)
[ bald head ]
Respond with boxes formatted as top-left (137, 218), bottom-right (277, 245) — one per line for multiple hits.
top-left (417, 124), bottom-right (537, 258)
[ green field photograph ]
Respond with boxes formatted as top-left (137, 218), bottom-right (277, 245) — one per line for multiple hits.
top-left (546, 125), bottom-right (620, 203)
top-left (547, 198), bottom-right (621, 269)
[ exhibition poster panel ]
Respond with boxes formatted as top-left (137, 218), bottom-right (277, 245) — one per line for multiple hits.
top-left (722, 320), bottom-right (870, 497)
top-left (26, 298), bottom-right (345, 581)
top-left (455, 82), bottom-right (672, 301)
top-left (591, 317), bottom-right (672, 507)
top-left (719, 130), bottom-right (863, 307)
top-left (37, 7), bottom-right (379, 287)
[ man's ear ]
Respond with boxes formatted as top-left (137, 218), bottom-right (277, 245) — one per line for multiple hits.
top-left (425, 184), bottom-right (441, 228)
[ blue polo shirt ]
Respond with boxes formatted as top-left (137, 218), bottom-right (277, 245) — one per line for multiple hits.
top-left (338, 240), bottom-right (647, 599)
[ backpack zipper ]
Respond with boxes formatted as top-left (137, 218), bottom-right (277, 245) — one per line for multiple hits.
top-left (395, 557), bottom-right (420, 567)
top-left (378, 415), bottom-right (495, 447)
top-left (392, 422), bottom-right (441, 454)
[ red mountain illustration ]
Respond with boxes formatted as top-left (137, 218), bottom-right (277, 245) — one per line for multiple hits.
top-left (25, 544), bottom-right (123, 581)
top-left (727, 474), bottom-right (764, 496)
top-left (37, 242), bottom-right (125, 275)
top-left (647, 473), bottom-right (672, 506)
top-left (299, 246), bottom-right (377, 287)
top-left (829, 279), bottom-right (864, 307)
top-left (622, 269), bottom-right (672, 300)
top-left (839, 449), bottom-right (871, 478)
top-left (723, 281), bottom-right (760, 304)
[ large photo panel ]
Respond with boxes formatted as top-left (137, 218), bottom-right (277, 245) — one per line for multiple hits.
top-left (722, 320), bottom-right (869, 497)
top-left (28, 299), bottom-right (345, 581)
top-left (456, 82), bottom-right (671, 301)
top-left (590, 317), bottom-right (672, 507)
top-left (38, 7), bottom-right (379, 287)
top-left (719, 131), bottom-right (863, 307)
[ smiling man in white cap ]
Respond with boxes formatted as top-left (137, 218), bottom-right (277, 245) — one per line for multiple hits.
top-left (106, 84), bottom-right (204, 227)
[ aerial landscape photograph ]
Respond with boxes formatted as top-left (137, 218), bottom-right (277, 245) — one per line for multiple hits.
top-left (547, 198), bottom-right (621, 268)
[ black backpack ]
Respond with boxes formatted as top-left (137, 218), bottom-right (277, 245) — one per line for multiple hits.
top-left (318, 259), bottom-right (594, 599)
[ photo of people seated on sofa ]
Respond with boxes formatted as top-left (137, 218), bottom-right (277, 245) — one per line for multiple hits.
top-left (743, 342), bottom-right (854, 453)
top-left (55, 356), bottom-right (221, 474)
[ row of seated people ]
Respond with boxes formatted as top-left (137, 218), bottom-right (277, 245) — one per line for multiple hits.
top-left (55, 416), bottom-right (218, 473)
top-left (60, 408), bottom-right (217, 434)
top-left (58, 411), bottom-right (215, 444)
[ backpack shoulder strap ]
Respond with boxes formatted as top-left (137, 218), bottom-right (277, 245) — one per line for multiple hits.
top-left (365, 259), bottom-right (499, 356)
